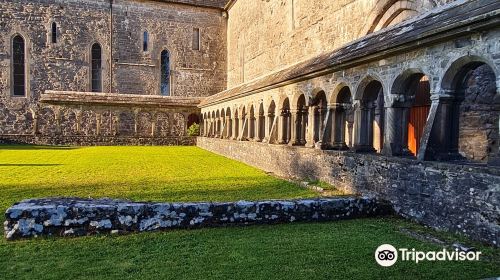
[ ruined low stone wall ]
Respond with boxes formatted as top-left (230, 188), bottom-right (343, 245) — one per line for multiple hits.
top-left (0, 135), bottom-right (197, 146)
top-left (197, 137), bottom-right (500, 247)
top-left (4, 197), bottom-right (389, 240)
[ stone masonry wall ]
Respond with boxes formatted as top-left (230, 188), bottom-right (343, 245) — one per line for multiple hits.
top-left (0, 0), bottom-right (226, 136)
top-left (197, 137), bottom-right (500, 247)
top-left (4, 197), bottom-right (390, 239)
top-left (226, 0), bottom-right (454, 87)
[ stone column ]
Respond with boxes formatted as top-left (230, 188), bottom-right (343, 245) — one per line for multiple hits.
top-left (263, 112), bottom-right (273, 143)
top-left (232, 116), bottom-right (238, 140)
top-left (32, 111), bottom-right (39, 135)
top-left (54, 109), bottom-right (62, 135)
top-left (255, 114), bottom-right (261, 142)
top-left (289, 109), bottom-right (300, 145)
top-left (400, 106), bottom-right (412, 155)
top-left (382, 106), bottom-right (400, 156)
top-left (318, 107), bottom-right (333, 149)
top-left (331, 104), bottom-right (348, 150)
top-left (96, 112), bottom-right (102, 136)
top-left (353, 101), bottom-right (376, 153)
top-left (278, 110), bottom-right (286, 144)
top-left (249, 116), bottom-right (255, 141)
top-left (417, 93), bottom-right (458, 161)
top-left (76, 110), bottom-right (82, 135)
top-left (223, 116), bottom-right (229, 139)
top-left (112, 112), bottom-right (119, 136)
top-left (133, 111), bottom-right (139, 136)
top-left (305, 106), bottom-right (315, 148)
top-left (300, 108), bottom-right (307, 145)
top-left (151, 114), bottom-right (157, 137)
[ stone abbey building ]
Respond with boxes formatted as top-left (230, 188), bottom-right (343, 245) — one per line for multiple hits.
top-left (1, 0), bottom-right (499, 246)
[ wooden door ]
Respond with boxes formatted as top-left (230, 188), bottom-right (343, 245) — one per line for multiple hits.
top-left (408, 77), bottom-right (431, 156)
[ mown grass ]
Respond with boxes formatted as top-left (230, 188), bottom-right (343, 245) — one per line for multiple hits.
top-left (0, 145), bottom-right (498, 279)
top-left (0, 145), bottom-right (315, 211)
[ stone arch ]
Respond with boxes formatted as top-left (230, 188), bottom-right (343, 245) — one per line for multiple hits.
top-left (171, 113), bottom-right (186, 136)
top-left (426, 56), bottom-right (500, 163)
top-left (156, 112), bottom-right (170, 137)
top-left (440, 55), bottom-right (499, 92)
top-left (37, 107), bottom-right (57, 135)
top-left (239, 105), bottom-right (247, 140)
top-left (249, 104), bottom-right (256, 140)
top-left (267, 99), bottom-right (276, 140)
top-left (187, 113), bottom-right (200, 128)
top-left (354, 74), bottom-right (387, 101)
top-left (330, 84), bottom-right (354, 149)
top-left (257, 102), bottom-right (265, 141)
top-left (233, 107), bottom-right (239, 140)
top-left (118, 111), bottom-right (134, 136)
top-left (225, 107), bottom-right (232, 138)
top-left (329, 82), bottom-right (353, 105)
top-left (291, 90), bottom-right (309, 110)
top-left (137, 111), bottom-right (152, 136)
top-left (81, 110), bottom-right (97, 136)
top-left (361, 0), bottom-right (435, 36)
top-left (278, 97), bottom-right (291, 144)
top-left (309, 89), bottom-right (328, 144)
top-left (291, 93), bottom-right (307, 146)
top-left (60, 108), bottom-right (78, 136)
top-left (354, 76), bottom-right (385, 153)
top-left (215, 109), bottom-right (221, 137)
top-left (388, 69), bottom-right (432, 156)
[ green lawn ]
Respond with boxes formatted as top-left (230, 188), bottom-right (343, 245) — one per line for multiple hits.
top-left (0, 145), bottom-right (499, 279)
top-left (0, 145), bottom-right (315, 211)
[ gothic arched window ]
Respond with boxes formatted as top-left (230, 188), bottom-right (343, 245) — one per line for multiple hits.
top-left (143, 31), bottom-right (149, 52)
top-left (160, 50), bottom-right (170, 96)
top-left (12, 35), bottom-right (26, 97)
top-left (91, 43), bottom-right (102, 92)
top-left (51, 22), bottom-right (57, 44)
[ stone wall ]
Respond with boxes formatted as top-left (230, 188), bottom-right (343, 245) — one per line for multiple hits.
top-left (197, 137), bottom-right (500, 247)
top-left (0, 0), bottom-right (226, 137)
top-left (4, 197), bottom-right (390, 239)
top-left (226, 0), bottom-right (453, 87)
top-left (0, 135), bottom-right (196, 146)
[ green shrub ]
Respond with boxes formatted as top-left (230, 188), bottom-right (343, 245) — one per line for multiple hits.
top-left (187, 123), bottom-right (200, 136)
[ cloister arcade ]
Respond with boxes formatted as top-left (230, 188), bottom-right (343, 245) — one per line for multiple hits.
top-left (201, 55), bottom-right (500, 165)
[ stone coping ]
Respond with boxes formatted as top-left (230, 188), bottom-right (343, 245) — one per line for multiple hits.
top-left (200, 0), bottom-right (500, 107)
top-left (151, 0), bottom-right (227, 10)
top-left (41, 91), bottom-right (204, 108)
top-left (4, 197), bottom-right (391, 240)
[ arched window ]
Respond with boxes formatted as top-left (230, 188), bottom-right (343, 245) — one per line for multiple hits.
top-left (91, 43), bottom-right (102, 92)
top-left (51, 22), bottom-right (57, 44)
top-left (160, 50), bottom-right (170, 96)
top-left (192, 28), bottom-right (200, 51)
top-left (12, 35), bottom-right (26, 97)
top-left (143, 31), bottom-right (148, 52)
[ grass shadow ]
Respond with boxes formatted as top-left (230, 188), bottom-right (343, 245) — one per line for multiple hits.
top-left (0, 144), bottom-right (78, 150)
top-left (0, 164), bottom-right (63, 167)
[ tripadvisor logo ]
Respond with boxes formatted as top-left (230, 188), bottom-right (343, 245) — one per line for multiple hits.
top-left (375, 244), bottom-right (482, 267)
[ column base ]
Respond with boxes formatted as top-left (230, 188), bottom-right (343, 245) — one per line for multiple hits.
top-left (353, 145), bottom-right (376, 153)
top-left (289, 141), bottom-right (305, 147)
top-left (331, 142), bottom-right (349, 150)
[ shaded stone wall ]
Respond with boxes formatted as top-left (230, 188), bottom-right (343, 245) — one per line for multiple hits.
top-left (197, 137), bottom-right (500, 247)
top-left (459, 65), bottom-right (499, 162)
top-left (4, 197), bottom-right (390, 239)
